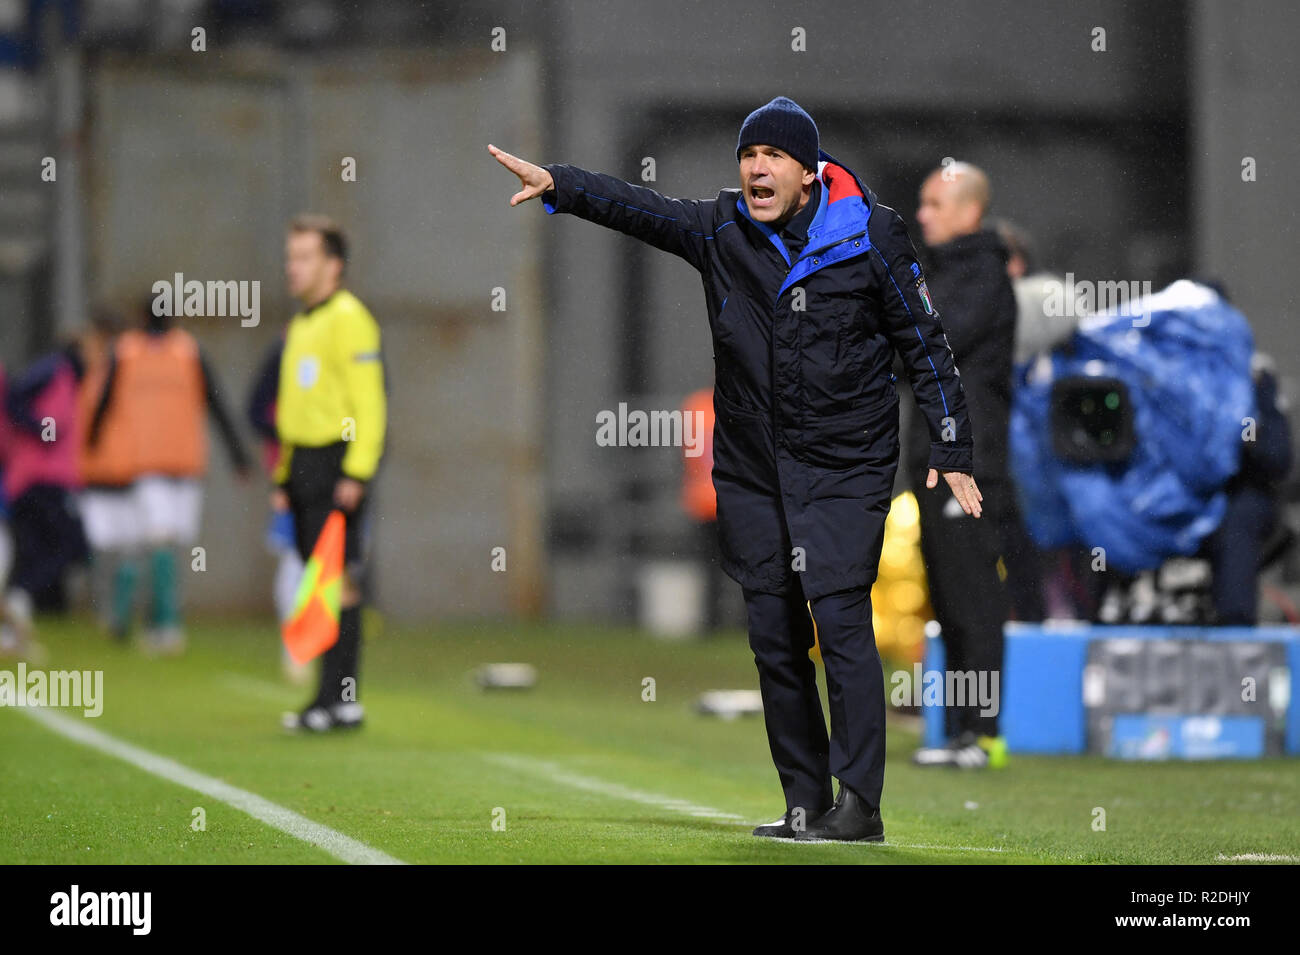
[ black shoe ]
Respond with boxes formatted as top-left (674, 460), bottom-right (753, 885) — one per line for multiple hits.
top-left (913, 730), bottom-right (988, 769)
top-left (752, 803), bottom-right (829, 839)
top-left (282, 704), bottom-right (334, 732)
top-left (330, 701), bottom-right (365, 729)
top-left (752, 812), bottom-right (795, 838)
top-left (282, 701), bottom-right (365, 733)
top-left (948, 730), bottom-right (989, 769)
top-left (912, 735), bottom-right (960, 767)
top-left (794, 783), bottom-right (884, 842)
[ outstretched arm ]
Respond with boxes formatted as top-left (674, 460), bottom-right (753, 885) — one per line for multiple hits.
top-left (489, 143), bottom-right (715, 273)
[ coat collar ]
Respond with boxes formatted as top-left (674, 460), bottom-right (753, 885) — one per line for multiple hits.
top-left (809, 147), bottom-right (873, 243)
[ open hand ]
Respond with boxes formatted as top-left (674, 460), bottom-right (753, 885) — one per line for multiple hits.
top-left (927, 468), bottom-right (983, 518)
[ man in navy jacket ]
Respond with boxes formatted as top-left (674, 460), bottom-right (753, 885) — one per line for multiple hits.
top-left (491, 96), bottom-right (982, 841)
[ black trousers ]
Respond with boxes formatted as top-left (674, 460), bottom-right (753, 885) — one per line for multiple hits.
top-left (1202, 488), bottom-right (1276, 625)
top-left (286, 443), bottom-right (368, 707)
top-left (9, 484), bottom-right (90, 609)
top-left (915, 476), bottom-right (1010, 739)
top-left (743, 581), bottom-right (886, 814)
top-left (997, 491), bottom-right (1046, 622)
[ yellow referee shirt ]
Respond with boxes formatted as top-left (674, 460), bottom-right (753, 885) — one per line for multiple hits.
top-left (274, 288), bottom-right (386, 484)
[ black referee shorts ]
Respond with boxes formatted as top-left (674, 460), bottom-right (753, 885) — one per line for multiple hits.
top-left (285, 442), bottom-right (369, 574)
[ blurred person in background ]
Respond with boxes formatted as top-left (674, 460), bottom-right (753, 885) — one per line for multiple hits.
top-left (907, 161), bottom-right (1021, 769)
top-left (275, 215), bottom-right (386, 733)
top-left (76, 305), bottom-right (141, 637)
top-left (491, 95), bottom-right (982, 842)
top-left (680, 384), bottom-right (723, 633)
top-left (88, 300), bottom-right (250, 654)
top-left (247, 332), bottom-right (309, 684)
top-left (993, 219), bottom-right (1080, 367)
top-left (1, 340), bottom-right (92, 658)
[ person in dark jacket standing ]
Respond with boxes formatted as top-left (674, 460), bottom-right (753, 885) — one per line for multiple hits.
top-left (490, 97), bottom-right (982, 841)
top-left (1203, 351), bottom-right (1293, 624)
top-left (907, 162), bottom-right (1019, 769)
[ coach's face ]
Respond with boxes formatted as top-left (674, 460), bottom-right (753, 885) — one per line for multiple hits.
top-left (285, 230), bottom-right (338, 302)
top-left (740, 144), bottom-right (816, 228)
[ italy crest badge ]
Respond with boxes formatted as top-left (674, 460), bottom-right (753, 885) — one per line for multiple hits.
top-left (917, 277), bottom-right (936, 315)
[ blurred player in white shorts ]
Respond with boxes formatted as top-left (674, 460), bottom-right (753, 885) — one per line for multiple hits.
top-left (85, 303), bottom-right (250, 654)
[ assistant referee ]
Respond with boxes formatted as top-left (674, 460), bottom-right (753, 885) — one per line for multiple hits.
top-left (275, 214), bottom-right (386, 732)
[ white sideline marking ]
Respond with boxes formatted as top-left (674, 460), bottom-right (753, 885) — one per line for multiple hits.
top-left (23, 708), bottom-right (405, 865)
top-left (801, 840), bottom-right (1005, 853)
top-left (484, 753), bottom-right (1007, 852)
top-left (1216, 853), bottom-right (1299, 862)
top-left (485, 753), bottom-right (744, 822)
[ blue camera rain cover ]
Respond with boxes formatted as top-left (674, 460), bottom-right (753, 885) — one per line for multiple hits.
top-left (1009, 280), bottom-right (1257, 572)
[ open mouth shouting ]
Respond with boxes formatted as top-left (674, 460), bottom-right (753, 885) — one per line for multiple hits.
top-left (749, 183), bottom-right (778, 210)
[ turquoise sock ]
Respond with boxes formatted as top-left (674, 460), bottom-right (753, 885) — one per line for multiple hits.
top-left (150, 547), bottom-right (179, 629)
top-left (111, 557), bottom-right (138, 635)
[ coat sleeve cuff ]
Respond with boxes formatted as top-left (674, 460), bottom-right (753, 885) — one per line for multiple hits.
top-left (927, 442), bottom-right (974, 473)
top-left (540, 164), bottom-right (564, 214)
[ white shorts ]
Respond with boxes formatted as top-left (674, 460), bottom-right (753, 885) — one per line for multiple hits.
top-left (79, 488), bottom-right (142, 552)
top-left (134, 476), bottom-right (204, 546)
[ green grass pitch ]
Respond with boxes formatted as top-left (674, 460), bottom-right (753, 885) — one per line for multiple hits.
top-left (2, 616), bottom-right (1296, 864)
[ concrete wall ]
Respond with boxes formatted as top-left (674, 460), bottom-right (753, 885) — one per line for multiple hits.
top-left (1192, 1), bottom-right (1300, 377)
top-left (87, 47), bottom-right (545, 621)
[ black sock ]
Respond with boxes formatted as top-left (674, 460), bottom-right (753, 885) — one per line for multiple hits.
top-left (336, 605), bottom-right (362, 703)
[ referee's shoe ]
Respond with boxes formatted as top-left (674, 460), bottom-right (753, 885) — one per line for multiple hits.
top-left (794, 782), bottom-right (884, 842)
top-left (282, 701), bottom-right (365, 733)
